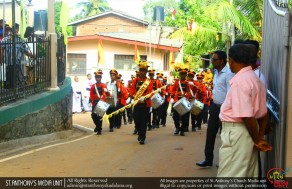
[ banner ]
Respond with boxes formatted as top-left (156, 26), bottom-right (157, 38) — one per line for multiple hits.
top-left (134, 45), bottom-right (140, 64)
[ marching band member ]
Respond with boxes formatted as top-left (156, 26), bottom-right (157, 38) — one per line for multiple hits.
top-left (203, 82), bottom-right (213, 124)
top-left (106, 69), bottom-right (120, 132)
top-left (117, 78), bottom-right (129, 126)
top-left (129, 61), bottom-right (153, 144)
top-left (192, 74), bottom-right (207, 130)
top-left (147, 69), bottom-right (162, 130)
top-left (125, 75), bottom-right (135, 124)
top-left (90, 70), bottom-right (109, 135)
top-left (187, 70), bottom-right (198, 131)
top-left (171, 68), bottom-right (191, 136)
top-left (156, 72), bottom-right (165, 127)
top-left (160, 76), bottom-right (170, 127)
top-left (135, 71), bottom-right (140, 78)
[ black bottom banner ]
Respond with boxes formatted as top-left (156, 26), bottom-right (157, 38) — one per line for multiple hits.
top-left (0, 177), bottom-right (290, 189)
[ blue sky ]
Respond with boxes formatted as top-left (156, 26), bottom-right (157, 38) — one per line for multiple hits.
top-left (32, 0), bottom-right (146, 18)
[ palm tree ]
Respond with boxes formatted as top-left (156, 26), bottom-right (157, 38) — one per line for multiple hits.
top-left (169, 0), bottom-right (263, 57)
top-left (76, 0), bottom-right (110, 18)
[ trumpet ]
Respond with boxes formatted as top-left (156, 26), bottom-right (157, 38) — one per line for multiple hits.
top-left (102, 85), bottom-right (166, 121)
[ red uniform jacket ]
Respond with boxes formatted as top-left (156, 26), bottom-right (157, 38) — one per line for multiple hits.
top-left (151, 79), bottom-right (165, 97)
top-left (189, 79), bottom-right (199, 99)
top-left (165, 84), bottom-right (171, 103)
top-left (195, 82), bottom-right (207, 104)
top-left (129, 77), bottom-right (153, 107)
top-left (206, 89), bottom-right (213, 106)
top-left (90, 82), bottom-right (108, 106)
top-left (118, 82), bottom-right (129, 106)
top-left (171, 79), bottom-right (190, 103)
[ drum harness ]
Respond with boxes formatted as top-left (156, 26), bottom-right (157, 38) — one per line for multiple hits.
top-left (94, 84), bottom-right (103, 102)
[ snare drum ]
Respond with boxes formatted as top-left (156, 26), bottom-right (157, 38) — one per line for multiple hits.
top-left (190, 99), bottom-right (204, 115)
top-left (151, 93), bottom-right (164, 109)
top-left (173, 97), bottom-right (192, 116)
top-left (94, 100), bottom-right (110, 116)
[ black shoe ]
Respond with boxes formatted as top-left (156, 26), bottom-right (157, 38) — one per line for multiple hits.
top-left (139, 140), bottom-right (145, 145)
top-left (133, 129), bottom-right (138, 135)
top-left (162, 124), bottom-right (166, 127)
top-left (174, 129), bottom-right (179, 135)
top-left (156, 125), bottom-right (159, 128)
top-left (196, 160), bottom-right (212, 167)
top-left (148, 127), bottom-right (152, 131)
top-left (196, 126), bottom-right (201, 130)
top-left (124, 122), bottom-right (127, 125)
top-left (192, 128), bottom-right (196, 132)
top-left (96, 132), bottom-right (102, 135)
top-left (185, 128), bottom-right (189, 132)
top-left (180, 131), bottom-right (185, 136)
top-left (109, 128), bottom-right (114, 132)
top-left (116, 126), bottom-right (121, 129)
top-left (129, 121), bottom-right (132, 124)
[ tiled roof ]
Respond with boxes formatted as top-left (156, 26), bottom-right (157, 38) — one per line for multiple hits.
top-left (68, 10), bottom-right (149, 26)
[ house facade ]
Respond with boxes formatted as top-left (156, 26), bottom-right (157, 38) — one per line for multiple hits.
top-left (67, 10), bottom-right (182, 83)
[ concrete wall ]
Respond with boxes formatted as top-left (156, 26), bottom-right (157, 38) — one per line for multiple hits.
top-left (0, 78), bottom-right (73, 143)
top-left (67, 39), bottom-right (172, 83)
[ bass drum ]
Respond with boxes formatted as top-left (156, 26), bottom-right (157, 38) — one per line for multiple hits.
top-left (173, 97), bottom-right (192, 116)
top-left (151, 93), bottom-right (164, 109)
top-left (190, 99), bottom-right (204, 115)
top-left (94, 100), bottom-right (110, 117)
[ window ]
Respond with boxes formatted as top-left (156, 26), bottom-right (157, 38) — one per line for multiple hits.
top-left (114, 55), bottom-right (147, 70)
top-left (67, 53), bottom-right (86, 75)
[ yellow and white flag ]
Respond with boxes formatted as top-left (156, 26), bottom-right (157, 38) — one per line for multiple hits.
top-left (134, 45), bottom-right (140, 64)
top-left (98, 39), bottom-right (105, 66)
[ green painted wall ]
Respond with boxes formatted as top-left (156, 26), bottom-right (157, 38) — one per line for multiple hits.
top-left (0, 77), bottom-right (72, 126)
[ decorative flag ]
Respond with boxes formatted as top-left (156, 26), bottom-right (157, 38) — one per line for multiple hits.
top-left (172, 9), bottom-right (177, 20)
top-left (134, 45), bottom-right (140, 64)
top-left (169, 51), bottom-right (175, 69)
top-left (60, 0), bottom-right (70, 44)
top-left (186, 19), bottom-right (196, 32)
top-left (98, 39), bottom-right (105, 66)
top-left (20, 0), bottom-right (27, 39)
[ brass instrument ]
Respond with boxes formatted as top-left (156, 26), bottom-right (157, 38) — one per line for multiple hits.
top-left (102, 85), bottom-right (166, 121)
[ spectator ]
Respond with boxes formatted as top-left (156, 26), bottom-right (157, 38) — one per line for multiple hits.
top-left (83, 73), bottom-right (94, 112)
top-left (217, 44), bottom-right (271, 177)
top-left (72, 76), bottom-right (83, 113)
top-left (1, 23), bottom-right (34, 88)
top-left (196, 50), bottom-right (234, 168)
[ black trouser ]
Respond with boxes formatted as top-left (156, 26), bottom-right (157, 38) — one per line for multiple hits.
top-left (160, 101), bottom-right (169, 125)
top-left (133, 104), bottom-right (150, 141)
top-left (126, 107), bottom-right (133, 123)
top-left (173, 109), bottom-right (189, 132)
top-left (156, 106), bottom-right (163, 125)
top-left (202, 104), bottom-right (209, 123)
top-left (122, 108), bottom-right (127, 123)
top-left (106, 104), bottom-right (122, 129)
top-left (149, 107), bottom-right (162, 127)
top-left (91, 104), bottom-right (103, 132)
top-left (204, 103), bottom-right (221, 162)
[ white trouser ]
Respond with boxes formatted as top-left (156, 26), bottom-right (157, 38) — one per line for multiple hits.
top-left (217, 122), bottom-right (258, 177)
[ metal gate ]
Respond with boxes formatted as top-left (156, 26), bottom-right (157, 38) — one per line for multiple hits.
top-left (261, 0), bottom-right (290, 174)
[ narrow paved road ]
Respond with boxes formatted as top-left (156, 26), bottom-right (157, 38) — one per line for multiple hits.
top-left (0, 112), bottom-right (221, 177)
